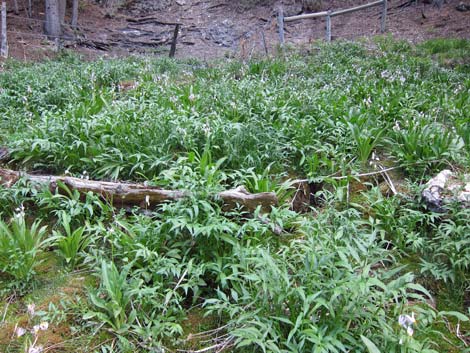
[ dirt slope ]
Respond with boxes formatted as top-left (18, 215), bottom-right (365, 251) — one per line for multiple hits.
top-left (2, 0), bottom-right (470, 60)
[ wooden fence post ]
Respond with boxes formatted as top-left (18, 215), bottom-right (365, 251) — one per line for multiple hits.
top-left (261, 31), bottom-right (268, 57)
top-left (277, 7), bottom-right (285, 46)
top-left (325, 11), bottom-right (332, 42)
top-left (169, 23), bottom-right (180, 58)
top-left (0, 2), bottom-right (7, 58)
top-left (381, 0), bottom-right (387, 33)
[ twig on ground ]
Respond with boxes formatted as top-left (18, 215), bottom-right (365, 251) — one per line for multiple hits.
top-left (378, 163), bottom-right (398, 195)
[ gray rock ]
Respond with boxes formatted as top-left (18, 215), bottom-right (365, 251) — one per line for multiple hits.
top-left (456, 2), bottom-right (470, 11)
top-left (204, 20), bottom-right (237, 47)
top-left (422, 170), bottom-right (470, 212)
top-left (283, 4), bottom-right (303, 17)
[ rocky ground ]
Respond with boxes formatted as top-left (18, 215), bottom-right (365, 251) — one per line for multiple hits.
top-left (2, 0), bottom-right (470, 61)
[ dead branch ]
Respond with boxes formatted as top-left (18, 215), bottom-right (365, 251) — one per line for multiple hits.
top-left (127, 16), bottom-right (182, 26)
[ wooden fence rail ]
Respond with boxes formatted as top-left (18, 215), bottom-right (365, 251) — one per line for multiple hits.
top-left (279, 0), bottom-right (387, 44)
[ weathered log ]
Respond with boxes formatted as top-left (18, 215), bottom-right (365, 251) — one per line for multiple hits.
top-left (0, 168), bottom-right (278, 212)
top-left (218, 186), bottom-right (278, 213)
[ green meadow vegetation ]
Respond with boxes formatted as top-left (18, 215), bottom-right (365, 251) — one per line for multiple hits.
top-left (0, 37), bottom-right (469, 352)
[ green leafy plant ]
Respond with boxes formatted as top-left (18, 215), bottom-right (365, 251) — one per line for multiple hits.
top-left (387, 120), bottom-right (464, 176)
top-left (51, 212), bottom-right (90, 270)
top-left (0, 213), bottom-right (48, 290)
top-left (0, 38), bottom-right (469, 352)
top-left (348, 122), bottom-right (385, 165)
top-left (85, 261), bottom-right (137, 333)
top-left (36, 181), bottom-right (114, 223)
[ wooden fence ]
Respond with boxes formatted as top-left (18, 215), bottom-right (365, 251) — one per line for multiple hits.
top-left (278, 0), bottom-right (388, 44)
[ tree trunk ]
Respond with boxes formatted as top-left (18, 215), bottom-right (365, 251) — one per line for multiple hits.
top-left (12, 0), bottom-right (18, 15)
top-left (45, 0), bottom-right (61, 38)
top-left (71, 0), bottom-right (79, 29)
top-left (1, 2), bottom-right (7, 58)
top-left (58, 0), bottom-right (66, 27)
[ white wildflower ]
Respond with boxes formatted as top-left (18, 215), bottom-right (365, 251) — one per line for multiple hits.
top-left (398, 312), bottom-right (416, 327)
top-left (202, 123), bottom-right (211, 136)
top-left (398, 312), bottom-right (416, 337)
top-left (15, 326), bottom-right (26, 338)
top-left (371, 151), bottom-right (380, 161)
top-left (27, 303), bottom-right (36, 317)
top-left (407, 326), bottom-right (414, 336)
top-left (15, 204), bottom-right (25, 218)
top-left (39, 322), bottom-right (49, 331)
top-left (28, 345), bottom-right (44, 353)
top-left (393, 121), bottom-right (401, 131)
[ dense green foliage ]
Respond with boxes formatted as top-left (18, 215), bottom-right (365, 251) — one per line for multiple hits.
top-left (0, 38), bottom-right (469, 352)
top-left (1, 39), bottom-right (468, 181)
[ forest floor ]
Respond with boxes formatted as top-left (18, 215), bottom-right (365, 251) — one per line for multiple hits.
top-left (2, 0), bottom-right (470, 61)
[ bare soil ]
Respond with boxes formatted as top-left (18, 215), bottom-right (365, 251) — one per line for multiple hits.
top-left (2, 0), bottom-right (470, 61)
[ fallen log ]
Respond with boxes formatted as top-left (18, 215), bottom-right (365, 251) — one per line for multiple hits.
top-left (218, 186), bottom-right (278, 213)
top-left (0, 168), bottom-right (278, 212)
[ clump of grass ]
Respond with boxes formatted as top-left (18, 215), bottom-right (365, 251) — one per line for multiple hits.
top-left (0, 212), bottom-right (48, 292)
top-left (417, 38), bottom-right (470, 71)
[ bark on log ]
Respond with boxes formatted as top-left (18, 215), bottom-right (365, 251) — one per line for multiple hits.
top-left (0, 168), bottom-right (278, 212)
top-left (218, 186), bottom-right (278, 213)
